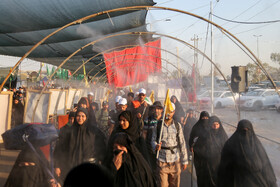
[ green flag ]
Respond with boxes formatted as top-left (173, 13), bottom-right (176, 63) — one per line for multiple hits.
top-left (51, 66), bottom-right (56, 79)
top-left (57, 68), bottom-right (62, 79)
top-left (46, 65), bottom-right (50, 77)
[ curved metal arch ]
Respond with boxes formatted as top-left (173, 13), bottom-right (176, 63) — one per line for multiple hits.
top-left (1, 5), bottom-right (278, 94)
top-left (87, 54), bottom-right (186, 84)
top-left (30, 31), bottom-right (239, 122)
top-left (8, 6), bottom-right (258, 120)
top-left (95, 58), bottom-right (181, 83)
top-left (68, 44), bottom-right (194, 79)
top-left (88, 56), bottom-right (191, 105)
top-left (94, 59), bottom-right (185, 96)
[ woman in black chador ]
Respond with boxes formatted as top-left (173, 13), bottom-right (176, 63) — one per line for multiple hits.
top-left (218, 119), bottom-right (277, 187)
top-left (108, 111), bottom-right (149, 163)
top-left (5, 146), bottom-right (53, 187)
top-left (189, 111), bottom-right (210, 149)
top-left (171, 95), bottom-right (185, 123)
top-left (188, 111), bottom-right (210, 187)
top-left (196, 116), bottom-right (228, 187)
top-left (108, 132), bottom-right (157, 187)
top-left (54, 108), bottom-right (106, 181)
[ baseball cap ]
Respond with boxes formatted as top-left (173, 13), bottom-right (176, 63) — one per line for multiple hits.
top-left (138, 88), bottom-right (146, 95)
top-left (118, 98), bottom-right (127, 105)
top-left (102, 101), bottom-right (109, 106)
top-left (88, 92), bottom-right (94, 96)
top-left (115, 96), bottom-right (122, 103)
top-left (152, 101), bottom-right (163, 109)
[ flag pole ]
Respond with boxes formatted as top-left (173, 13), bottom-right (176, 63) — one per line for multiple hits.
top-left (156, 104), bottom-right (167, 159)
top-left (156, 89), bottom-right (170, 159)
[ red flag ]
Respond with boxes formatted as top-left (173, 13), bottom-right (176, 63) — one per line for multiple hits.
top-left (188, 63), bottom-right (197, 103)
top-left (103, 39), bottom-right (162, 87)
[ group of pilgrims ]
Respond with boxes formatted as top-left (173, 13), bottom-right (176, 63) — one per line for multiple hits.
top-left (5, 88), bottom-right (277, 187)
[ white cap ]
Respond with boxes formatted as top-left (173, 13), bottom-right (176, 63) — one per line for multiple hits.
top-left (88, 92), bottom-right (94, 96)
top-left (171, 103), bottom-right (176, 112)
top-left (3, 88), bottom-right (7, 91)
top-left (115, 96), bottom-right (122, 103)
top-left (139, 88), bottom-right (146, 95)
top-left (118, 98), bottom-right (127, 105)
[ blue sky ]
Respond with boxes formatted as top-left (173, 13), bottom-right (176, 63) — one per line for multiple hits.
top-left (148, 0), bottom-right (280, 75)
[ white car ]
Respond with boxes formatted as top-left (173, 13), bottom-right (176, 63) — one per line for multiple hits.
top-left (238, 89), bottom-right (279, 110)
top-left (197, 90), bottom-right (238, 108)
top-left (275, 98), bottom-right (280, 113)
top-left (214, 91), bottom-right (239, 108)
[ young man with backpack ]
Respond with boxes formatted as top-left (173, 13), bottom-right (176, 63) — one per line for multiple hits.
top-left (151, 102), bottom-right (188, 187)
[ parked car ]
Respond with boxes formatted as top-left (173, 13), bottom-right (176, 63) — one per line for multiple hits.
top-left (197, 90), bottom-right (211, 108)
top-left (197, 90), bottom-right (238, 108)
top-left (238, 89), bottom-right (279, 110)
top-left (214, 91), bottom-right (239, 108)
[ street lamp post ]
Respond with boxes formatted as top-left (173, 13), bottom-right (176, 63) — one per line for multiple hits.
top-left (253, 35), bottom-right (262, 82)
top-left (253, 35), bottom-right (262, 59)
top-left (210, 1), bottom-right (214, 115)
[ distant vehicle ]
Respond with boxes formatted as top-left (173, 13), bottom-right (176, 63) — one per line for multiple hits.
top-left (275, 98), bottom-right (280, 113)
top-left (197, 91), bottom-right (211, 108)
top-left (267, 81), bottom-right (280, 89)
top-left (248, 86), bottom-right (261, 92)
top-left (214, 91), bottom-right (239, 108)
top-left (238, 89), bottom-right (279, 110)
top-left (197, 90), bottom-right (238, 108)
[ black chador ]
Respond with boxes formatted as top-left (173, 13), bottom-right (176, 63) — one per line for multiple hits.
top-left (196, 116), bottom-right (228, 187)
top-left (54, 108), bottom-right (106, 180)
top-left (218, 119), bottom-right (277, 187)
top-left (110, 133), bottom-right (157, 187)
top-left (5, 146), bottom-right (50, 187)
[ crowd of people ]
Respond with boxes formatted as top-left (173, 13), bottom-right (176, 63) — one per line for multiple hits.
top-left (4, 87), bottom-right (277, 187)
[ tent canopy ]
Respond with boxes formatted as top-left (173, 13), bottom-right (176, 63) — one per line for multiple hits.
top-left (0, 0), bottom-right (155, 75)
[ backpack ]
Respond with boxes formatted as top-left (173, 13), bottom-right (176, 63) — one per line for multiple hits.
top-left (156, 120), bottom-right (182, 153)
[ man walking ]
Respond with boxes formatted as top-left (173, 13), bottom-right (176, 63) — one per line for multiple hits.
top-left (96, 101), bottom-right (110, 137)
top-left (143, 101), bottom-right (164, 172)
top-left (152, 102), bottom-right (188, 187)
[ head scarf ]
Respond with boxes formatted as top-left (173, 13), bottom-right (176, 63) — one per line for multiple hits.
top-left (75, 107), bottom-right (88, 123)
top-left (78, 97), bottom-right (89, 108)
top-left (118, 111), bottom-right (132, 123)
top-left (116, 111), bottom-right (139, 142)
top-left (207, 115), bottom-right (228, 152)
top-left (199, 111), bottom-right (210, 120)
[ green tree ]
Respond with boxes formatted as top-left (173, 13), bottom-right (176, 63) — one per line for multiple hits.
top-left (246, 62), bottom-right (277, 83)
top-left (270, 53), bottom-right (280, 65)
